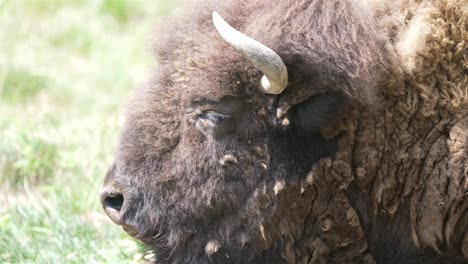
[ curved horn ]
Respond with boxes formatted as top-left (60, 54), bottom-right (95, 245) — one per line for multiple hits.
top-left (212, 11), bottom-right (288, 95)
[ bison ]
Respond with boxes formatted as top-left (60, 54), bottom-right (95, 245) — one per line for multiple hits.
top-left (100, 0), bottom-right (468, 263)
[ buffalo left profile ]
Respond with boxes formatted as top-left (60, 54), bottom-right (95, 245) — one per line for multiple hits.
top-left (100, 0), bottom-right (468, 263)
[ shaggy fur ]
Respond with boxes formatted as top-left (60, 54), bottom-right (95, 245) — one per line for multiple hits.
top-left (102, 0), bottom-right (468, 263)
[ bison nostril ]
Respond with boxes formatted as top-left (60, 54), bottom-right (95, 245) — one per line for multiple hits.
top-left (100, 187), bottom-right (130, 225)
top-left (100, 187), bottom-right (125, 214)
top-left (103, 194), bottom-right (124, 211)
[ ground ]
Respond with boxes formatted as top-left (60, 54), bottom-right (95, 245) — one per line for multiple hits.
top-left (0, 0), bottom-right (178, 263)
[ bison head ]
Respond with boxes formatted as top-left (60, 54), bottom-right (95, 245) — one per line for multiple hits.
top-left (100, 0), bottom-right (384, 263)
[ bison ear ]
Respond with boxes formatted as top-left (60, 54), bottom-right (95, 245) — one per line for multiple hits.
top-left (289, 93), bottom-right (349, 137)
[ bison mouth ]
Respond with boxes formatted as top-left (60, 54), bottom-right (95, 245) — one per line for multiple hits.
top-left (122, 224), bottom-right (139, 237)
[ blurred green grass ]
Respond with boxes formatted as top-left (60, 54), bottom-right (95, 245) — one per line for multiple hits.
top-left (0, 0), bottom-right (178, 262)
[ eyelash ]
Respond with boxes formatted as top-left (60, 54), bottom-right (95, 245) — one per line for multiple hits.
top-left (198, 110), bottom-right (230, 123)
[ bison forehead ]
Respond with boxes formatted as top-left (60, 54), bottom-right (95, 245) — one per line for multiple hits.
top-left (155, 1), bottom-right (386, 106)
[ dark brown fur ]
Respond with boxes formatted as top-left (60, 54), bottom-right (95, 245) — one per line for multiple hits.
top-left (101, 0), bottom-right (468, 263)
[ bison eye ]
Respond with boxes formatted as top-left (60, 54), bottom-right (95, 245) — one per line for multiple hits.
top-left (198, 110), bottom-right (230, 124)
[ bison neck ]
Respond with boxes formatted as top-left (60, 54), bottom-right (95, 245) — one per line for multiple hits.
top-left (348, 103), bottom-right (468, 262)
top-left (263, 104), bottom-right (467, 263)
